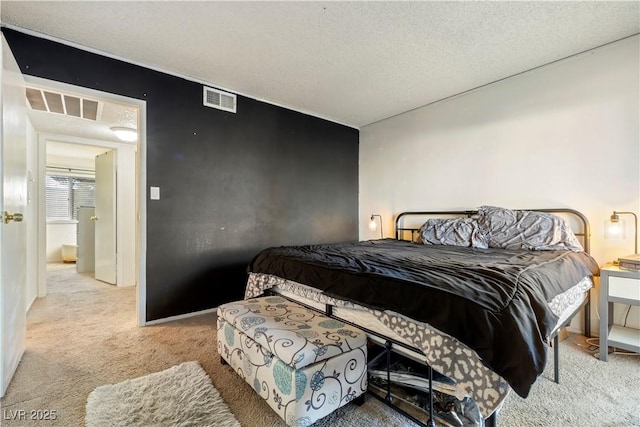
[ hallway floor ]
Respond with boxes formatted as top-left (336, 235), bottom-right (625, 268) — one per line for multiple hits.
top-left (0, 263), bottom-right (216, 426)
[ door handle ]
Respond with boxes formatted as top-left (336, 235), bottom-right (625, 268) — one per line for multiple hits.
top-left (4, 211), bottom-right (24, 224)
top-left (90, 216), bottom-right (99, 221)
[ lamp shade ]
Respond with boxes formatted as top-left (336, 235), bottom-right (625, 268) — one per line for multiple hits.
top-left (604, 218), bottom-right (625, 240)
top-left (369, 214), bottom-right (383, 238)
top-left (369, 216), bottom-right (377, 231)
top-left (605, 211), bottom-right (638, 255)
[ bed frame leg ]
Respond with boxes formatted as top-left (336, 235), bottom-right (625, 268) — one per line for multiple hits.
top-left (353, 394), bottom-right (365, 406)
top-left (584, 297), bottom-right (591, 338)
top-left (385, 341), bottom-right (392, 403)
top-left (553, 334), bottom-right (559, 384)
top-left (325, 304), bottom-right (333, 317)
top-left (427, 365), bottom-right (436, 427)
top-left (220, 356), bottom-right (228, 366)
top-left (485, 410), bottom-right (498, 427)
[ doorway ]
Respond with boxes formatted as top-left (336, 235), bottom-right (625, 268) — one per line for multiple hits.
top-left (25, 75), bottom-right (147, 326)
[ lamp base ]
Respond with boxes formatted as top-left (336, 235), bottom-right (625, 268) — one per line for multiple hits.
top-left (618, 254), bottom-right (640, 271)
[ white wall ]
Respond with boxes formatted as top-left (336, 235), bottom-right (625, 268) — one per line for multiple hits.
top-left (360, 36), bottom-right (639, 334)
top-left (46, 221), bottom-right (76, 262)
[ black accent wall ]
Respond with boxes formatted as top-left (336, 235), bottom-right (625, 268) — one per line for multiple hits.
top-left (3, 28), bottom-right (359, 321)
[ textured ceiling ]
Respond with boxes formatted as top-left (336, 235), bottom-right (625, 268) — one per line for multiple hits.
top-left (2, 1), bottom-right (639, 128)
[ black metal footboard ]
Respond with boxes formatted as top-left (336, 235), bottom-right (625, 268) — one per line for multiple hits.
top-left (269, 291), bottom-right (502, 426)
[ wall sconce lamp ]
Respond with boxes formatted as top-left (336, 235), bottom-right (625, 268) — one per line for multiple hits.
top-left (369, 214), bottom-right (383, 239)
top-left (110, 126), bottom-right (138, 142)
top-left (606, 210), bottom-right (638, 255)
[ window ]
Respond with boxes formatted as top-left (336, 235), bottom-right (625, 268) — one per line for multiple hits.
top-left (46, 174), bottom-right (95, 220)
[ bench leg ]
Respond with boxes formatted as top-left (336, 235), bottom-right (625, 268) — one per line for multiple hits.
top-left (353, 394), bottom-right (365, 406)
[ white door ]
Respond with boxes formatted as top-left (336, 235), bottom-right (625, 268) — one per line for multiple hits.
top-left (94, 150), bottom-right (116, 284)
top-left (76, 206), bottom-right (95, 274)
top-left (0, 35), bottom-right (28, 397)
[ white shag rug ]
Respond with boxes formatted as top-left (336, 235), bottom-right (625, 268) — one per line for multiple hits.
top-left (85, 361), bottom-right (241, 427)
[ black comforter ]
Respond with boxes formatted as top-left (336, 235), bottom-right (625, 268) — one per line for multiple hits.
top-left (248, 239), bottom-right (599, 397)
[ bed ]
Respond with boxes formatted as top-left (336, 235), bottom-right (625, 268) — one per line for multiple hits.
top-left (244, 206), bottom-right (599, 426)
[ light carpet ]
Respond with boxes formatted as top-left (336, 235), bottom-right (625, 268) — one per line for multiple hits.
top-left (85, 361), bottom-right (240, 427)
top-left (1, 263), bottom-right (639, 427)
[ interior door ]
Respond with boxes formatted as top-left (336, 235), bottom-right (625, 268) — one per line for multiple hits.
top-left (0, 35), bottom-right (28, 397)
top-left (94, 150), bottom-right (116, 284)
top-left (76, 206), bottom-right (95, 274)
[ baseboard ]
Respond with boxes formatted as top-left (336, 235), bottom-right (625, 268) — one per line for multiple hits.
top-left (556, 327), bottom-right (569, 342)
top-left (26, 294), bottom-right (37, 313)
top-left (144, 307), bottom-right (217, 326)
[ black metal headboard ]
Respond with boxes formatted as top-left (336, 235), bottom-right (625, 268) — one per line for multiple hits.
top-left (395, 208), bottom-right (591, 254)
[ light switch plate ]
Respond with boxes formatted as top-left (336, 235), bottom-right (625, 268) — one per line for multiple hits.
top-left (150, 186), bottom-right (160, 200)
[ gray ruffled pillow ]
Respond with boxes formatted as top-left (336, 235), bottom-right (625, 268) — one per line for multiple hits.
top-left (415, 218), bottom-right (488, 249)
top-left (477, 206), bottom-right (583, 251)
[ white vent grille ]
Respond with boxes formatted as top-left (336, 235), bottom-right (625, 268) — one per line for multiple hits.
top-left (203, 86), bottom-right (236, 113)
top-left (25, 87), bottom-right (100, 120)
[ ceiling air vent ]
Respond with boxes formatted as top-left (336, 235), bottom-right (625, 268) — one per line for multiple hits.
top-left (203, 86), bottom-right (236, 113)
top-left (25, 87), bottom-right (100, 121)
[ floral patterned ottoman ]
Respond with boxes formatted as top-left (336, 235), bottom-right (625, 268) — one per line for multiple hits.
top-left (217, 296), bottom-right (368, 427)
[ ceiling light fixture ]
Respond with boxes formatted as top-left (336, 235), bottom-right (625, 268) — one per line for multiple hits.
top-left (110, 126), bottom-right (138, 142)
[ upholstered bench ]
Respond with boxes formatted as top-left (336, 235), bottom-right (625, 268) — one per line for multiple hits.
top-left (217, 295), bottom-right (368, 427)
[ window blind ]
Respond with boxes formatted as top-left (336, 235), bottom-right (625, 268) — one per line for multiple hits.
top-left (46, 174), bottom-right (95, 220)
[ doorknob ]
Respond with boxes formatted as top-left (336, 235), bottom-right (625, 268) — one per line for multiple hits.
top-left (4, 211), bottom-right (24, 224)
top-left (90, 215), bottom-right (99, 221)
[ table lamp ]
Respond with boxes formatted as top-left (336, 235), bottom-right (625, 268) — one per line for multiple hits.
top-left (369, 214), bottom-right (383, 239)
top-left (606, 211), bottom-right (639, 270)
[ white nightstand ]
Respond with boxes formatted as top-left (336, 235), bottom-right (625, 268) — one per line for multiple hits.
top-left (599, 264), bottom-right (640, 361)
